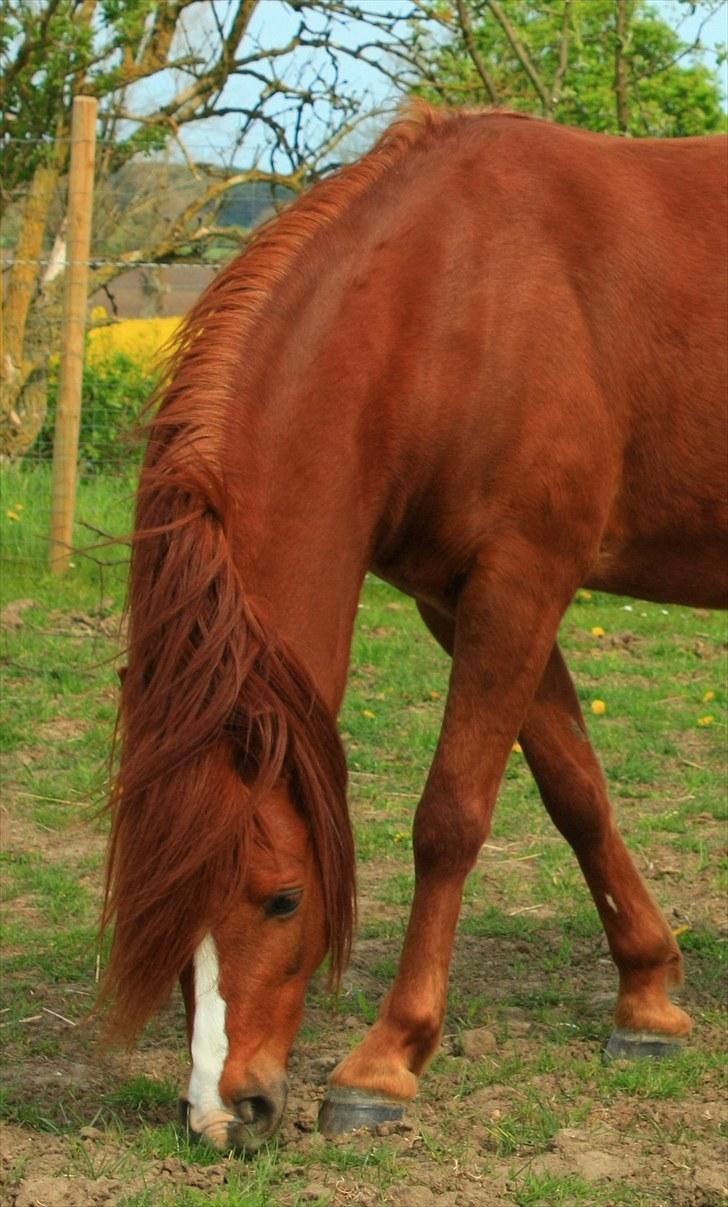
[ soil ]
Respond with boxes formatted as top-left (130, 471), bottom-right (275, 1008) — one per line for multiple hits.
top-left (2, 1021), bottom-right (727, 1207)
top-left (2, 847), bottom-right (727, 1207)
top-left (1, 759), bottom-right (726, 1205)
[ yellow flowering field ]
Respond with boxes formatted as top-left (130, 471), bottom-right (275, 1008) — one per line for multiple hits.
top-left (87, 312), bottom-right (182, 370)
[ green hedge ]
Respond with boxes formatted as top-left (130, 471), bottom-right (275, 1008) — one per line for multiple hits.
top-left (36, 353), bottom-right (157, 474)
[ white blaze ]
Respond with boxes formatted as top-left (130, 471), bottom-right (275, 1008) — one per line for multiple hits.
top-left (186, 933), bottom-right (233, 1142)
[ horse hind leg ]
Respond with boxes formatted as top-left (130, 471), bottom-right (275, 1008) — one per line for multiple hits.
top-left (414, 609), bottom-right (691, 1055)
top-left (519, 643), bottom-right (691, 1056)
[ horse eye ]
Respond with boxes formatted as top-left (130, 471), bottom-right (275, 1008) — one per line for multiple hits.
top-left (264, 890), bottom-right (302, 919)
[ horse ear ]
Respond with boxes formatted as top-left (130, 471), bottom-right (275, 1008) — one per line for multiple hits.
top-left (117, 665), bottom-right (127, 685)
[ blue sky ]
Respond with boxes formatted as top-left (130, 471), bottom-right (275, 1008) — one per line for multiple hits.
top-left (251, 0), bottom-right (728, 99)
top-left (144, 0), bottom-right (727, 164)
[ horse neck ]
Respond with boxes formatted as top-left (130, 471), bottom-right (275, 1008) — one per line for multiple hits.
top-left (226, 417), bottom-right (370, 717)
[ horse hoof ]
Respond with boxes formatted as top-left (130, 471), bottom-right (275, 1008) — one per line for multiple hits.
top-left (604, 1027), bottom-right (687, 1062)
top-left (318, 1087), bottom-right (405, 1136)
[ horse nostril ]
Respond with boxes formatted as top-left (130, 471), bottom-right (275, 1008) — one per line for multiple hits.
top-left (232, 1092), bottom-right (276, 1131)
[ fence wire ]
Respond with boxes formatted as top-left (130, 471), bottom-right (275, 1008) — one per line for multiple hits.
top-left (1, 144), bottom-right (282, 664)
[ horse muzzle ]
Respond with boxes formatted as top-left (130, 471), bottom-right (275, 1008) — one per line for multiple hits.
top-left (180, 1078), bottom-right (288, 1152)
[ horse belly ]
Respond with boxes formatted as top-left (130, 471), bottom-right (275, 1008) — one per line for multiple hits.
top-left (588, 532), bottom-right (728, 610)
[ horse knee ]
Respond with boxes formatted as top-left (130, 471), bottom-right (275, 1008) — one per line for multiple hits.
top-left (413, 794), bottom-right (489, 877)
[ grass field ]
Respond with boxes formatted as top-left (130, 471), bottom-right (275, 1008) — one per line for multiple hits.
top-left (1, 465), bottom-right (726, 1207)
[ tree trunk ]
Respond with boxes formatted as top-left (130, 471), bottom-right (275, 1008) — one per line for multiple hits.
top-left (1, 158), bottom-right (60, 456)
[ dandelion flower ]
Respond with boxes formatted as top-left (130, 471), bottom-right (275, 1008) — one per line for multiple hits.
top-left (591, 626), bottom-right (605, 638)
top-left (703, 690), bottom-right (715, 703)
top-left (577, 589), bottom-right (592, 601)
top-left (512, 741), bottom-right (522, 753)
top-left (362, 709), bottom-right (375, 719)
top-left (6, 510), bottom-right (19, 521)
top-left (697, 715), bottom-right (714, 728)
top-left (591, 699), bottom-right (607, 716)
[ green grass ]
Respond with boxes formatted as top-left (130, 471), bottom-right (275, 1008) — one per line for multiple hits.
top-left (1, 462), bottom-right (133, 605)
top-left (512, 1172), bottom-right (644, 1207)
top-left (1, 464), bottom-right (726, 1206)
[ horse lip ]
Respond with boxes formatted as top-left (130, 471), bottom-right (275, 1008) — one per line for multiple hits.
top-left (225, 1116), bottom-right (272, 1152)
top-left (178, 1082), bottom-right (288, 1152)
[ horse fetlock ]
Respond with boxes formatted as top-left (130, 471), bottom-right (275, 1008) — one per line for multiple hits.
top-left (614, 990), bottom-right (692, 1039)
top-left (328, 1045), bottom-right (420, 1104)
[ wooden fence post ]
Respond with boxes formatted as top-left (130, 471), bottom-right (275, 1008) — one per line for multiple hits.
top-left (49, 95), bottom-right (97, 573)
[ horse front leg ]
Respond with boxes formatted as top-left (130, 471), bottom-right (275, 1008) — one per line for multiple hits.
top-left (519, 644), bottom-right (691, 1057)
top-left (320, 544), bottom-right (580, 1134)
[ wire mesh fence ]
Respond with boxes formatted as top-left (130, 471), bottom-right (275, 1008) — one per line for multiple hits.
top-left (1, 119), bottom-right (285, 589)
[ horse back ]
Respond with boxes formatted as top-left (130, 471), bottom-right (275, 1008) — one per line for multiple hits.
top-left (350, 117), bottom-right (728, 609)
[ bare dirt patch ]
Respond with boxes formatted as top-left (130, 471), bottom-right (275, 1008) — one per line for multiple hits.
top-left (2, 900), bottom-right (726, 1206)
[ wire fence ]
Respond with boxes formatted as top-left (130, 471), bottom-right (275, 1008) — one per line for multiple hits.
top-left (1, 108), bottom-right (284, 588)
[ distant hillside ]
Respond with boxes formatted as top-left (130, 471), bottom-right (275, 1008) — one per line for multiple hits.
top-left (91, 164), bottom-right (295, 319)
top-left (108, 160), bottom-right (294, 230)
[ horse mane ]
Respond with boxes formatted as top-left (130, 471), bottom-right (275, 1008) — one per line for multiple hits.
top-left (100, 101), bottom-right (459, 1041)
top-left (140, 99), bottom-right (460, 455)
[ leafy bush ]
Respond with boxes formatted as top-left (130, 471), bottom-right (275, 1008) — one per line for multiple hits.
top-left (36, 353), bottom-right (157, 474)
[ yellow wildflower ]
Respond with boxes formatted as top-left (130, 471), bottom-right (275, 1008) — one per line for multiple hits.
top-left (429, 690), bottom-right (441, 700)
top-left (6, 510), bottom-right (20, 521)
top-left (591, 699), bottom-right (607, 716)
top-left (512, 741), bottom-right (522, 753)
top-left (362, 709), bottom-right (375, 719)
top-left (591, 626), bottom-right (605, 638)
top-left (697, 715), bottom-right (714, 728)
top-left (577, 589), bottom-right (592, 601)
top-left (703, 690), bottom-right (715, 703)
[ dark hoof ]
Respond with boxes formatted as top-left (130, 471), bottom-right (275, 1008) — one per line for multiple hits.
top-left (318, 1087), bottom-right (405, 1136)
top-left (604, 1027), bottom-right (687, 1062)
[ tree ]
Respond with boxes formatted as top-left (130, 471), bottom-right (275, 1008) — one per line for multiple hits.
top-left (0, 0), bottom-right (422, 457)
top-left (408, 0), bottom-right (727, 136)
top-left (2, 1), bottom-right (725, 458)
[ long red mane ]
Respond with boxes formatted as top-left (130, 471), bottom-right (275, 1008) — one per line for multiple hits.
top-left (100, 105), bottom-right (452, 1039)
top-left (101, 482), bottom-right (352, 1038)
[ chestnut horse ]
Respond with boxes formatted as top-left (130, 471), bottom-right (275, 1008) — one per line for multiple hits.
top-left (102, 104), bottom-right (727, 1150)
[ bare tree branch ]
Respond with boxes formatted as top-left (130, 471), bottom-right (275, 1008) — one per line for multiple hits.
top-left (485, 0), bottom-right (552, 114)
top-left (455, 0), bottom-right (498, 104)
top-left (552, 0), bottom-right (572, 109)
top-left (614, 0), bottom-right (631, 134)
